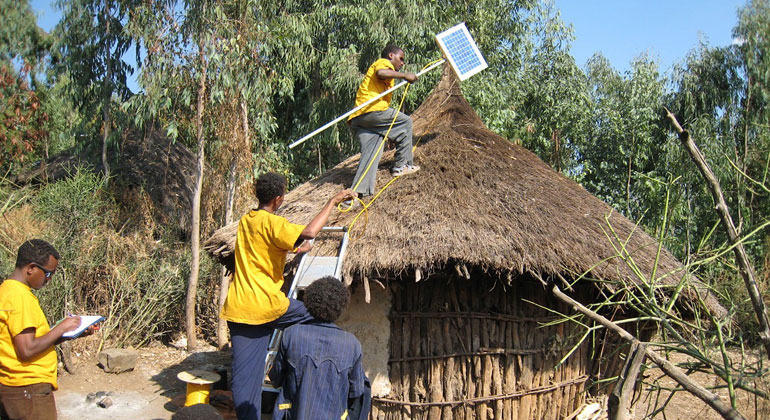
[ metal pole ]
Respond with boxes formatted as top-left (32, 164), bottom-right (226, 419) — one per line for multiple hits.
top-left (288, 59), bottom-right (446, 150)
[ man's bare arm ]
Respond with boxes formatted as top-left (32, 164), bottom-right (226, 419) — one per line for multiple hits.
top-left (376, 68), bottom-right (418, 83)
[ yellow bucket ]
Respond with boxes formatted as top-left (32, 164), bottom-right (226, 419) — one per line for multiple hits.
top-left (177, 370), bottom-right (221, 407)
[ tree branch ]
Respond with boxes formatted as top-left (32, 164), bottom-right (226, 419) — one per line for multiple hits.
top-left (664, 108), bottom-right (770, 360)
top-left (551, 285), bottom-right (745, 420)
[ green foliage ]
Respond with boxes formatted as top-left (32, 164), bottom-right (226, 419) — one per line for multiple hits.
top-left (508, 3), bottom-right (590, 172)
top-left (665, 1), bottom-right (769, 265)
top-left (734, 0), bottom-right (770, 261)
top-left (0, 0), bottom-right (54, 71)
top-left (54, 0), bottom-right (137, 159)
top-left (36, 72), bottom-right (83, 156)
top-left (580, 53), bottom-right (666, 221)
top-left (34, 167), bottom-right (110, 235)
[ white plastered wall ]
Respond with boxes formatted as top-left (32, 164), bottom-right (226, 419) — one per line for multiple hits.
top-left (336, 283), bottom-right (391, 397)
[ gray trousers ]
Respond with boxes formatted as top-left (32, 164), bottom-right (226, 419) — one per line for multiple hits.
top-left (349, 109), bottom-right (414, 196)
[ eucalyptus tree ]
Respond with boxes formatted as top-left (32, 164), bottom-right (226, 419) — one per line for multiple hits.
top-left (662, 45), bottom-right (743, 260)
top-left (245, 0), bottom-right (538, 179)
top-left (200, 0), bottom-right (284, 348)
top-left (127, 0), bottom-right (290, 348)
top-left (506, 3), bottom-right (590, 173)
top-left (580, 54), bottom-right (667, 222)
top-left (55, 0), bottom-right (137, 179)
top-left (662, 1), bottom-right (770, 339)
top-left (733, 0), bottom-right (770, 249)
top-left (0, 0), bottom-right (53, 74)
top-left (124, 0), bottom-right (202, 348)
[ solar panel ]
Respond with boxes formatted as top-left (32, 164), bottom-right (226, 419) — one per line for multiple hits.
top-left (435, 22), bottom-right (488, 81)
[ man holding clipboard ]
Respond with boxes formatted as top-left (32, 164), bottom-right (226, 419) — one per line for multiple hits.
top-left (0, 239), bottom-right (99, 420)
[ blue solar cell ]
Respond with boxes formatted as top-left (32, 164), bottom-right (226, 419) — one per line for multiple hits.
top-left (443, 29), bottom-right (482, 76)
top-left (436, 23), bottom-right (487, 81)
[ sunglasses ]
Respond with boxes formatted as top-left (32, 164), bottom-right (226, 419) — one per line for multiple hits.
top-left (32, 263), bottom-right (55, 279)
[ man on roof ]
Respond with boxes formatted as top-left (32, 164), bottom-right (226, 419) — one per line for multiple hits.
top-left (347, 45), bottom-right (421, 199)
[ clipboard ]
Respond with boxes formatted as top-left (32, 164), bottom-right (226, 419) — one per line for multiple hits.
top-left (58, 315), bottom-right (105, 339)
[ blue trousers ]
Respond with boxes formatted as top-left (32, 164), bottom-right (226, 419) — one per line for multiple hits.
top-left (228, 299), bottom-right (313, 420)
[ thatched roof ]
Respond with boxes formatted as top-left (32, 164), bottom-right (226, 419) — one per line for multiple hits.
top-left (205, 66), bottom-right (721, 312)
top-left (14, 127), bottom-right (198, 230)
top-left (112, 127), bottom-right (198, 228)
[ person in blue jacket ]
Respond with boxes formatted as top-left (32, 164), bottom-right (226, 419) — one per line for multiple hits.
top-left (269, 277), bottom-right (370, 420)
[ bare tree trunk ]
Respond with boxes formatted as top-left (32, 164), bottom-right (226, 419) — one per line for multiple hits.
top-left (665, 108), bottom-right (770, 360)
top-left (186, 52), bottom-right (207, 351)
top-left (551, 285), bottom-right (745, 420)
top-left (217, 156), bottom-right (237, 349)
top-left (101, 5), bottom-right (112, 181)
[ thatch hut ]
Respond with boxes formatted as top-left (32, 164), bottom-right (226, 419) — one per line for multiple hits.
top-left (13, 127), bottom-right (199, 233)
top-left (205, 67), bottom-right (720, 419)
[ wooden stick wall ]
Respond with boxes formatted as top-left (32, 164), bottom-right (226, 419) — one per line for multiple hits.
top-left (370, 274), bottom-right (609, 420)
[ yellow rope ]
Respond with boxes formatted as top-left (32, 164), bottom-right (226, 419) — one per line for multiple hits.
top-left (340, 58), bottom-right (444, 239)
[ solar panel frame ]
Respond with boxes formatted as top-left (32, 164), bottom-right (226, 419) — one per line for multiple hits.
top-left (435, 22), bottom-right (488, 81)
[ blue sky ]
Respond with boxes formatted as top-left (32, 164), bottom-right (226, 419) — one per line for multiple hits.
top-left (30, 0), bottom-right (747, 80)
top-left (30, 0), bottom-right (59, 33)
top-left (553, 0), bottom-right (746, 72)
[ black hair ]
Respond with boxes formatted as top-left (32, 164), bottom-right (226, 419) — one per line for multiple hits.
top-left (171, 404), bottom-right (224, 420)
top-left (381, 45), bottom-right (403, 59)
top-left (303, 276), bottom-right (350, 322)
top-left (15, 239), bottom-right (60, 269)
top-left (254, 172), bottom-right (286, 205)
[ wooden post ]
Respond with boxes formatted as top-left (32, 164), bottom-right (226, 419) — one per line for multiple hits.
top-left (608, 341), bottom-right (646, 420)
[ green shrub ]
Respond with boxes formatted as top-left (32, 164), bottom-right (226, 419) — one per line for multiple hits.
top-left (34, 167), bottom-right (110, 236)
top-left (4, 169), bottom-right (226, 348)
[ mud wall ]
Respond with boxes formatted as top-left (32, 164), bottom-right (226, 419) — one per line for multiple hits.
top-left (337, 283), bottom-right (392, 397)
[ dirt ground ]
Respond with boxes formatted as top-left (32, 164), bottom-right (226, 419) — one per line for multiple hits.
top-left (633, 349), bottom-right (769, 420)
top-left (54, 343), bottom-right (767, 420)
top-left (56, 341), bottom-right (233, 420)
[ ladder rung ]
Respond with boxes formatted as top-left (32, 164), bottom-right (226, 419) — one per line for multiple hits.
top-left (320, 226), bottom-right (347, 233)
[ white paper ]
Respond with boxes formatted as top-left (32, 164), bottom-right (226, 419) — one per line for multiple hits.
top-left (61, 315), bottom-right (104, 338)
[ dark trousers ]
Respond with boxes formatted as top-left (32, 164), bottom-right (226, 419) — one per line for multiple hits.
top-left (228, 299), bottom-right (313, 420)
top-left (0, 383), bottom-right (57, 420)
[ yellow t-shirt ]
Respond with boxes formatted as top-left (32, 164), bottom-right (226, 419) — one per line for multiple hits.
top-left (348, 58), bottom-right (396, 121)
top-left (0, 279), bottom-right (58, 389)
top-left (221, 210), bottom-right (305, 325)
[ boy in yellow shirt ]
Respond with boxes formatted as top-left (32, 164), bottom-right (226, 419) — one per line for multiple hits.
top-left (347, 45), bottom-right (420, 199)
top-left (0, 239), bottom-right (90, 420)
top-left (220, 172), bottom-right (353, 420)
